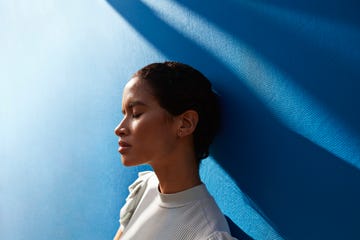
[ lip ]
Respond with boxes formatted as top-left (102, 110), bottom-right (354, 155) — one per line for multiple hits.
top-left (118, 140), bottom-right (131, 154)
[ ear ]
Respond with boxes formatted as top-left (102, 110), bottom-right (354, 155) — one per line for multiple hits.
top-left (177, 110), bottom-right (199, 138)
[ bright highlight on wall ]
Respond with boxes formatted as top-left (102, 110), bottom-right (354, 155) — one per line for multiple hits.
top-left (142, 0), bottom-right (360, 169)
top-left (2, 0), bottom-right (360, 239)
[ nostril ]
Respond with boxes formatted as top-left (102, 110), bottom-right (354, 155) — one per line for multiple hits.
top-left (114, 127), bottom-right (119, 136)
top-left (116, 127), bottom-right (127, 137)
top-left (115, 126), bottom-right (122, 136)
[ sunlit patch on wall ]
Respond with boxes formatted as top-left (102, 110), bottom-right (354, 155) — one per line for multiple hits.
top-left (141, 0), bottom-right (360, 169)
top-left (200, 157), bottom-right (283, 240)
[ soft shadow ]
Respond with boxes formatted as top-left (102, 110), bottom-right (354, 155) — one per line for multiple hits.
top-left (226, 216), bottom-right (253, 240)
top-left (175, 0), bottom-right (360, 135)
top-left (106, 1), bottom-right (360, 239)
top-left (246, 0), bottom-right (360, 28)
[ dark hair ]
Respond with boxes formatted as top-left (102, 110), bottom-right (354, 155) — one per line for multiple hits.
top-left (133, 61), bottom-right (221, 162)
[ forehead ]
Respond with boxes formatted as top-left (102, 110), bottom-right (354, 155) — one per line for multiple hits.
top-left (122, 77), bottom-right (156, 106)
top-left (123, 77), bottom-right (150, 96)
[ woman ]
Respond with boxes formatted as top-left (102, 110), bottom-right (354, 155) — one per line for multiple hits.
top-left (114, 62), bottom-right (236, 240)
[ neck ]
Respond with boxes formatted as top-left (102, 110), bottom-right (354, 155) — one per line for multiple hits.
top-left (151, 155), bottom-right (201, 194)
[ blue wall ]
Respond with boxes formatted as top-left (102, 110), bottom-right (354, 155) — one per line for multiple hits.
top-left (1, 0), bottom-right (360, 239)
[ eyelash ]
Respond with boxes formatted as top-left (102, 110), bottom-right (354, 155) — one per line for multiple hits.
top-left (132, 113), bottom-right (142, 119)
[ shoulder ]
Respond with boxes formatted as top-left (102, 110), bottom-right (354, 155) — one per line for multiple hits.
top-left (129, 171), bottom-right (155, 191)
top-left (195, 189), bottom-right (230, 233)
top-left (206, 231), bottom-right (238, 240)
top-left (119, 171), bottom-right (155, 228)
top-left (183, 185), bottom-right (233, 238)
top-left (133, 171), bottom-right (155, 185)
top-left (124, 171), bottom-right (155, 201)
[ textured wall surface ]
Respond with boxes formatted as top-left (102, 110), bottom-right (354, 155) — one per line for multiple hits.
top-left (1, 0), bottom-right (360, 239)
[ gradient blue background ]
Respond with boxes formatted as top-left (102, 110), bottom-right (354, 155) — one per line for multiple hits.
top-left (1, 0), bottom-right (360, 239)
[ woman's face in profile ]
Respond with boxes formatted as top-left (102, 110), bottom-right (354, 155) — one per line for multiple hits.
top-left (115, 77), bottom-right (179, 167)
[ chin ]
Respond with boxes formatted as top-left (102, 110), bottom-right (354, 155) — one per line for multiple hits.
top-left (121, 156), bottom-right (143, 167)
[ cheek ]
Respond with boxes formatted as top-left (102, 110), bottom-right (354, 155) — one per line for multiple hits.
top-left (135, 117), bottom-right (175, 145)
top-left (132, 119), bottom-right (157, 137)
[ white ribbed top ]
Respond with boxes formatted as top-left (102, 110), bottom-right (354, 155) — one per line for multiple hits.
top-left (119, 171), bottom-right (237, 240)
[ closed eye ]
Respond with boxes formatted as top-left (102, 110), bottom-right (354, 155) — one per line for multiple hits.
top-left (132, 113), bottom-right (142, 118)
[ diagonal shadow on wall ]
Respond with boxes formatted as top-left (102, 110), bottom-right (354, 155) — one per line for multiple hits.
top-left (106, 1), bottom-right (360, 239)
top-left (175, 0), bottom-right (360, 135)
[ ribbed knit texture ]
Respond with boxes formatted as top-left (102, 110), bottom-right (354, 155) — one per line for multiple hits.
top-left (119, 171), bottom-right (237, 240)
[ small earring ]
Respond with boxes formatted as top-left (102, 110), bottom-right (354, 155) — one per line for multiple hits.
top-left (178, 129), bottom-right (182, 137)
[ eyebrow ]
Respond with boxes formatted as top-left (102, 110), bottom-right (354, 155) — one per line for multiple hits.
top-left (122, 100), bottom-right (147, 114)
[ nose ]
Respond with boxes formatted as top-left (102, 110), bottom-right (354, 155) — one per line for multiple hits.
top-left (114, 119), bottom-right (128, 137)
